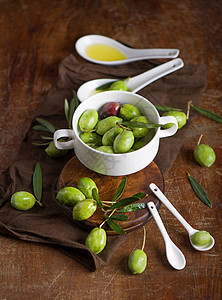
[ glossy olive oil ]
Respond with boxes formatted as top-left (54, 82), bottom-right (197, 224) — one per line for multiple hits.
top-left (86, 44), bottom-right (127, 61)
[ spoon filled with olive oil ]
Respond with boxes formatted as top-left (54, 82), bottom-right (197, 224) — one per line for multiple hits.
top-left (75, 35), bottom-right (180, 66)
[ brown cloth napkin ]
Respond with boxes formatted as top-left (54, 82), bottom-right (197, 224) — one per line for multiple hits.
top-left (0, 54), bottom-right (207, 271)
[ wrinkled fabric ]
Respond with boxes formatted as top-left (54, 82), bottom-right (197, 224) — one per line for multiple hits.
top-left (0, 54), bottom-right (207, 271)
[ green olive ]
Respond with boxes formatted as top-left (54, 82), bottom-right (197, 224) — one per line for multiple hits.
top-left (72, 199), bottom-right (97, 221)
top-left (56, 187), bottom-right (86, 206)
top-left (85, 227), bottom-right (107, 254)
top-left (132, 138), bottom-right (147, 150)
top-left (109, 80), bottom-right (128, 91)
top-left (77, 177), bottom-right (98, 199)
top-left (80, 132), bottom-right (102, 145)
top-left (45, 141), bottom-right (68, 158)
top-left (191, 231), bottom-right (211, 246)
top-left (162, 111), bottom-right (187, 129)
top-left (78, 109), bottom-right (98, 132)
top-left (119, 104), bottom-right (141, 121)
top-left (131, 116), bottom-right (150, 138)
top-left (193, 144), bottom-right (216, 167)
top-left (102, 126), bottom-right (123, 146)
top-left (96, 116), bottom-right (122, 135)
top-left (128, 249), bottom-right (147, 274)
top-left (96, 146), bottom-right (114, 153)
top-left (10, 191), bottom-right (36, 211)
top-left (113, 130), bottom-right (134, 153)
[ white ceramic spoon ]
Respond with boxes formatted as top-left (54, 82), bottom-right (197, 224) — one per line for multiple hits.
top-left (77, 58), bottom-right (184, 102)
top-left (75, 35), bottom-right (180, 66)
top-left (147, 202), bottom-right (186, 270)
top-left (149, 183), bottom-right (215, 251)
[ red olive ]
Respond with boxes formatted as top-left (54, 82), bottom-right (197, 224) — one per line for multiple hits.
top-left (99, 102), bottom-right (120, 118)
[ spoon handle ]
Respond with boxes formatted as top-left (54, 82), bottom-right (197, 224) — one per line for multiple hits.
top-left (127, 58), bottom-right (184, 93)
top-left (147, 202), bottom-right (171, 244)
top-left (149, 183), bottom-right (195, 235)
top-left (127, 47), bottom-right (180, 59)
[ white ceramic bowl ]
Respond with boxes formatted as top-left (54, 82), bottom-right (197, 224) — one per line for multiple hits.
top-left (54, 91), bottom-right (178, 176)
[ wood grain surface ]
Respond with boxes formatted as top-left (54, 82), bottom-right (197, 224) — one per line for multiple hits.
top-left (0, 1), bottom-right (221, 299)
top-left (58, 157), bottom-right (164, 235)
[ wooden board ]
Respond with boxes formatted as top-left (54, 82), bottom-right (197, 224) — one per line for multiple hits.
top-left (57, 156), bottom-right (164, 235)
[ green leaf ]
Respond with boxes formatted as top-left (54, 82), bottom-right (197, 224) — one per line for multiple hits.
top-left (40, 136), bottom-right (54, 140)
top-left (109, 196), bottom-right (140, 210)
top-left (112, 176), bottom-right (127, 201)
top-left (109, 214), bottom-right (129, 221)
top-left (121, 121), bottom-right (162, 129)
top-left (64, 99), bottom-right (69, 123)
top-left (36, 118), bottom-right (57, 134)
top-left (118, 202), bottom-right (147, 212)
top-left (131, 192), bottom-right (147, 199)
top-left (33, 163), bottom-right (42, 203)
top-left (188, 173), bottom-right (212, 207)
top-left (68, 91), bottom-right (79, 128)
top-left (154, 105), bottom-right (182, 112)
top-left (33, 125), bottom-right (53, 133)
top-left (105, 215), bottom-right (126, 234)
top-left (191, 104), bottom-right (222, 124)
top-left (92, 188), bottom-right (103, 210)
top-left (32, 142), bottom-right (51, 146)
top-left (95, 80), bottom-right (117, 90)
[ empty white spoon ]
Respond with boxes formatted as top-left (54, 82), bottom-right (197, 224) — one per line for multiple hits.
top-left (75, 34), bottom-right (180, 66)
top-left (149, 183), bottom-right (215, 251)
top-left (147, 202), bottom-right (186, 270)
top-left (77, 58), bottom-right (184, 102)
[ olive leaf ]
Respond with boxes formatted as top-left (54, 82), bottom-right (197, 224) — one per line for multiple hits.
top-left (68, 91), bottom-right (79, 128)
top-left (131, 192), bottom-right (147, 199)
top-left (92, 188), bottom-right (103, 210)
top-left (95, 81), bottom-right (117, 90)
top-left (35, 118), bottom-right (57, 134)
top-left (105, 215), bottom-right (126, 234)
top-left (109, 196), bottom-right (141, 210)
top-left (109, 214), bottom-right (129, 221)
top-left (118, 202), bottom-right (147, 212)
top-left (154, 105), bottom-right (182, 112)
top-left (187, 173), bottom-right (212, 208)
top-left (64, 99), bottom-right (69, 124)
top-left (33, 162), bottom-right (43, 206)
top-left (191, 104), bottom-right (222, 124)
top-left (112, 176), bottom-right (127, 202)
top-left (121, 121), bottom-right (162, 129)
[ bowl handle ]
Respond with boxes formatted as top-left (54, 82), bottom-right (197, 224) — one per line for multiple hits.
top-left (159, 116), bottom-right (178, 138)
top-left (53, 129), bottom-right (75, 150)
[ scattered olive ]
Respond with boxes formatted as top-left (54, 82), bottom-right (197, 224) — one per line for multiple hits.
top-left (162, 111), bottom-right (187, 129)
top-left (10, 191), bottom-right (36, 211)
top-left (85, 227), bottom-right (107, 254)
top-left (191, 231), bottom-right (211, 246)
top-left (109, 80), bottom-right (128, 91)
top-left (72, 199), bottom-right (97, 221)
top-left (77, 177), bottom-right (98, 199)
top-left (56, 187), bottom-right (85, 206)
top-left (128, 249), bottom-right (147, 274)
top-left (193, 144), bottom-right (216, 167)
top-left (45, 141), bottom-right (68, 158)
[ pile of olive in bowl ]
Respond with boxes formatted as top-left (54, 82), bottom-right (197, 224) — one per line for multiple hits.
top-left (54, 91), bottom-right (178, 176)
top-left (79, 101), bottom-right (153, 153)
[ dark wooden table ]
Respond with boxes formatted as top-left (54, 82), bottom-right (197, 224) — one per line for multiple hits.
top-left (0, 1), bottom-right (221, 299)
